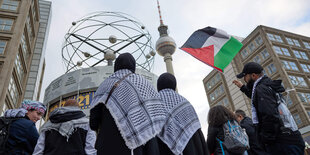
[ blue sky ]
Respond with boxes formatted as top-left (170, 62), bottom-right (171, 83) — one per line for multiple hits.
top-left (42, 0), bottom-right (310, 134)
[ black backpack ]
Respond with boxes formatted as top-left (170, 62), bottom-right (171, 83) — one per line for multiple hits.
top-left (0, 117), bottom-right (20, 154)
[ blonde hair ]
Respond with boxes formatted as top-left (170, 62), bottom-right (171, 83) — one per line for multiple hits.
top-left (64, 99), bottom-right (79, 107)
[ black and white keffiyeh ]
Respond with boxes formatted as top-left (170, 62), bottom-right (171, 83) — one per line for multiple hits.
top-left (158, 89), bottom-right (201, 155)
top-left (40, 106), bottom-right (89, 140)
top-left (90, 69), bottom-right (167, 149)
top-left (251, 75), bottom-right (264, 124)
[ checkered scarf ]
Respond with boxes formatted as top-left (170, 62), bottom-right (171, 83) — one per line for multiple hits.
top-left (40, 106), bottom-right (89, 141)
top-left (90, 69), bottom-right (167, 149)
top-left (158, 89), bottom-right (201, 155)
top-left (4, 100), bottom-right (46, 118)
top-left (21, 100), bottom-right (46, 114)
top-left (251, 75), bottom-right (265, 124)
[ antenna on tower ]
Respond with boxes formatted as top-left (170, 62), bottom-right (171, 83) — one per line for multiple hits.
top-left (156, 0), bottom-right (164, 25)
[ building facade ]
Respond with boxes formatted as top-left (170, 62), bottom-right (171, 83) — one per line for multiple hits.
top-left (24, 0), bottom-right (51, 101)
top-left (203, 25), bottom-right (310, 141)
top-left (0, 0), bottom-right (43, 115)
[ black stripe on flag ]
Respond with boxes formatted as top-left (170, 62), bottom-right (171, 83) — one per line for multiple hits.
top-left (181, 27), bottom-right (216, 49)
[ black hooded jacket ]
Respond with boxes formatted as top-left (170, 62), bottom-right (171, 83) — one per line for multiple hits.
top-left (43, 111), bottom-right (88, 155)
top-left (90, 53), bottom-right (160, 155)
top-left (156, 73), bottom-right (209, 155)
top-left (240, 76), bottom-right (304, 147)
top-left (240, 117), bottom-right (266, 155)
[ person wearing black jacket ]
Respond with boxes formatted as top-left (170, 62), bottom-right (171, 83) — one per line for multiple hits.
top-left (3, 100), bottom-right (46, 155)
top-left (89, 53), bottom-right (165, 155)
top-left (33, 99), bottom-right (96, 155)
top-left (235, 109), bottom-right (266, 155)
top-left (233, 62), bottom-right (305, 155)
top-left (156, 73), bottom-right (209, 155)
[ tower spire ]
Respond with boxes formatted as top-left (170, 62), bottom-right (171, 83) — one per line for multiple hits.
top-left (156, 0), bottom-right (168, 36)
top-left (155, 0), bottom-right (176, 76)
top-left (156, 0), bottom-right (164, 25)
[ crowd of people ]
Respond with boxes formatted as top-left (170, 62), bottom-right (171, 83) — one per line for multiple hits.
top-left (0, 53), bottom-right (306, 155)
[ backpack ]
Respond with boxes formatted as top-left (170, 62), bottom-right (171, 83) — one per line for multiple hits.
top-left (0, 117), bottom-right (20, 154)
top-left (272, 89), bottom-right (298, 132)
top-left (217, 120), bottom-right (249, 154)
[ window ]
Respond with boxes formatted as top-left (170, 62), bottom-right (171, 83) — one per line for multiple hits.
top-left (293, 114), bottom-right (302, 125)
top-left (0, 103), bottom-right (7, 116)
top-left (293, 50), bottom-right (308, 60)
top-left (0, 0), bottom-right (19, 11)
top-left (0, 40), bottom-right (7, 54)
top-left (288, 75), bottom-right (307, 87)
top-left (241, 49), bottom-right (248, 59)
top-left (15, 53), bottom-right (24, 82)
top-left (281, 60), bottom-right (298, 71)
top-left (300, 64), bottom-right (310, 73)
top-left (255, 36), bottom-right (263, 46)
top-left (285, 95), bottom-right (293, 107)
top-left (31, 0), bottom-right (36, 21)
top-left (253, 55), bottom-right (261, 64)
top-left (267, 33), bottom-right (283, 43)
top-left (267, 63), bottom-right (277, 75)
top-left (206, 74), bottom-right (221, 90)
top-left (20, 33), bottom-right (28, 58)
top-left (286, 37), bottom-right (301, 47)
top-left (303, 41), bottom-right (310, 49)
top-left (273, 46), bottom-right (290, 56)
top-left (8, 76), bottom-right (19, 105)
top-left (0, 18), bottom-right (13, 31)
top-left (297, 93), bottom-right (310, 103)
top-left (260, 49), bottom-right (270, 59)
top-left (26, 15), bottom-right (33, 41)
top-left (248, 43), bottom-right (256, 52)
top-left (217, 97), bottom-right (229, 107)
top-left (210, 93), bottom-right (215, 102)
top-left (210, 85), bottom-right (225, 102)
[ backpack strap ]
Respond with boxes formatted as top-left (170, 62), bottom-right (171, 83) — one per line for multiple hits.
top-left (216, 138), bottom-right (225, 155)
top-left (97, 73), bottom-right (133, 134)
top-left (104, 73), bottom-right (133, 105)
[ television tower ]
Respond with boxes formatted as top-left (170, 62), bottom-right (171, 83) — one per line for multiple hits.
top-left (155, 0), bottom-right (176, 75)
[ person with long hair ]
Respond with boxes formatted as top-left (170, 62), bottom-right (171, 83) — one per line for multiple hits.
top-left (207, 105), bottom-right (243, 155)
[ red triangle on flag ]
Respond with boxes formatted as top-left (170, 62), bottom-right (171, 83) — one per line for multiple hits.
top-left (181, 45), bottom-right (223, 72)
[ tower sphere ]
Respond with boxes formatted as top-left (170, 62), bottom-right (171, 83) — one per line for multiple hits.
top-left (109, 35), bottom-right (117, 44)
top-left (104, 49), bottom-right (116, 61)
top-left (155, 35), bottom-right (176, 56)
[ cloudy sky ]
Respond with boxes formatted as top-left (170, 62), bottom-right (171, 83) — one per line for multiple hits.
top-left (41, 0), bottom-right (310, 134)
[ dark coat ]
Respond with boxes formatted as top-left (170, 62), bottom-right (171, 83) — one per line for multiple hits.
top-left (6, 117), bottom-right (39, 155)
top-left (90, 104), bottom-right (160, 155)
top-left (157, 129), bottom-right (209, 155)
top-left (240, 76), bottom-right (305, 147)
top-left (43, 111), bottom-right (87, 155)
top-left (240, 117), bottom-right (266, 155)
top-left (207, 125), bottom-right (243, 155)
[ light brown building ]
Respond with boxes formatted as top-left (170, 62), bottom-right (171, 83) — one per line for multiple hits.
top-left (203, 25), bottom-right (310, 142)
top-left (0, 0), bottom-right (41, 115)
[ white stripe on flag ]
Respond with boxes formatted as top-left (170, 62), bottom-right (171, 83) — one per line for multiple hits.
top-left (201, 29), bottom-right (230, 56)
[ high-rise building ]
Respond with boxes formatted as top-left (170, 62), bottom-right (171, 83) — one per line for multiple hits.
top-left (0, 0), bottom-right (50, 115)
top-left (24, 0), bottom-right (51, 101)
top-left (203, 25), bottom-right (310, 142)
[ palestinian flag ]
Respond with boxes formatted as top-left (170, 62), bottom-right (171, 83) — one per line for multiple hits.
top-left (180, 27), bottom-right (243, 72)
